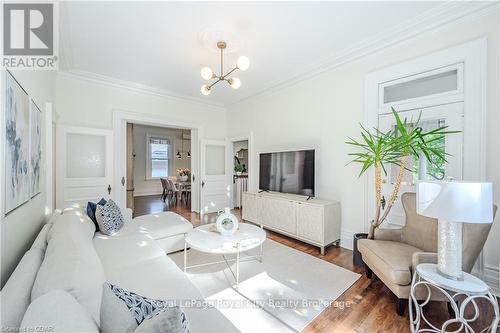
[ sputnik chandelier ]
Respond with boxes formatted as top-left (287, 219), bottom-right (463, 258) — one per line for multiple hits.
top-left (200, 41), bottom-right (250, 95)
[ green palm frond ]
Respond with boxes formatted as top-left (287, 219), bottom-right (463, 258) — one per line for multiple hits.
top-left (346, 107), bottom-right (460, 178)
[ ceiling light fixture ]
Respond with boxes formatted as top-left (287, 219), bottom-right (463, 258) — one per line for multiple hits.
top-left (200, 41), bottom-right (249, 95)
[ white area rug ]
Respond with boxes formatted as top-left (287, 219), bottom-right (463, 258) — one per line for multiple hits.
top-left (169, 239), bottom-right (360, 332)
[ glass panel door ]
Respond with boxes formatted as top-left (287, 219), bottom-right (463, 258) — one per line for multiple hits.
top-left (378, 103), bottom-right (463, 226)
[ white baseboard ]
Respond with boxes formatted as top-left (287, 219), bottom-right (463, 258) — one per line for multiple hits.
top-left (133, 190), bottom-right (162, 197)
top-left (340, 229), bottom-right (356, 251)
top-left (483, 264), bottom-right (500, 296)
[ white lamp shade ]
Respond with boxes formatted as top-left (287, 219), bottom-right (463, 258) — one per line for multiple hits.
top-left (416, 180), bottom-right (493, 223)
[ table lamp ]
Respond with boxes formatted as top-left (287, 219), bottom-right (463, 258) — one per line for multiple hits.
top-left (416, 180), bottom-right (493, 281)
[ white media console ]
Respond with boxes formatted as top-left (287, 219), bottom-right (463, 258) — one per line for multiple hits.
top-left (242, 191), bottom-right (341, 255)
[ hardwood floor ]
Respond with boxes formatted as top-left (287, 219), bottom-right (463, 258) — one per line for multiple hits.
top-left (134, 195), bottom-right (499, 333)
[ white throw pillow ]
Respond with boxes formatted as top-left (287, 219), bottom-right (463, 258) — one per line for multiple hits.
top-left (0, 249), bottom-right (45, 330)
top-left (20, 290), bottom-right (99, 333)
top-left (31, 212), bottom-right (105, 324)
top-left (47, 208), bottom-right (95, 243)
top-left (95, 199), bottom-right (125, 236)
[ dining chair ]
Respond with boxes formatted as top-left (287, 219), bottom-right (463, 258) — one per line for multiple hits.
top-left (181, 187), bottom-right (191, 205)
top-left (167, 179), bottom-right (180, 204)
top-left (160, 178), bottom-right (168, 202)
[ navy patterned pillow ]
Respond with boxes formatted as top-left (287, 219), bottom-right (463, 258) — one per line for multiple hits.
top-left (102, 283), bottom-right (190, 333)
top-left (86, 198), bottom-right (107, 231)
top-left (95, 199), bottom-right (124, 236)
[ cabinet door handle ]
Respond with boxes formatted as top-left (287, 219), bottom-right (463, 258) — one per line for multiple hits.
top-left (107, 184), bottom-right (112, 195)
top-left (121, 177), bottom-right (126, 186)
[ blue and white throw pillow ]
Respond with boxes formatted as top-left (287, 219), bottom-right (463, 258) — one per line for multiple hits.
top-left (100, 283), bottom-right (191, 333)
top-left (86, 198), bottom-right (107, 231)
top-left (95, 199), bottom-right (124, 236)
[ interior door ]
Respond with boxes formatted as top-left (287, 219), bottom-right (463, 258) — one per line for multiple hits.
top-left (56, 125), bottom-right (113, 209)
top-left (378, 103), bottom-right (463, 226)
top-left (200, 140), bottom-right (229, 214)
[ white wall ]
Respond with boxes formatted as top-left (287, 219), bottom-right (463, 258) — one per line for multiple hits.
top-left (133, 124), bottom-right (191, 196)
top-left (227, 9), bottom-right (500, 289)
top-left (1, 70), bottom-right (56, 286)
top-left (55, 73), bottom-right (226, 138)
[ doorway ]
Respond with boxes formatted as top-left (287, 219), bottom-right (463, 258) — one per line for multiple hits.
top-left (113, 110), bottom-right (201, 215)
top-left (364, 39), bottom-right (486, 230)
top-left (126, 123), bottom-right (192, 217)
top-left (232, 140), bottom-right (248, 209)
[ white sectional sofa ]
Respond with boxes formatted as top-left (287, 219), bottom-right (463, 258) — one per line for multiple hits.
top-left (1, 207), bottom-right (238, 332)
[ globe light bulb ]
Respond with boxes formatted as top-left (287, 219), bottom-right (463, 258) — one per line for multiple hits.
top-left (200, 84), bottom-right (211, 95)
top-left (236, 56), bottom-right (250, 71)
top-left (200, 67), bottom-right (213, 80)
top-left (229, 78), bottom-right (241, 89)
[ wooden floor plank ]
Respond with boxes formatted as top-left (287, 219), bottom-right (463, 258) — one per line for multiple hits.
top-left (134, 195), bottom-right (499, 333)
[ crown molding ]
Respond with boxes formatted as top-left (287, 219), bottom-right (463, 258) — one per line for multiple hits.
top-left (228, 1), bottom-right (499, 106)
top-left (57, 70), bottom-right (227, 110)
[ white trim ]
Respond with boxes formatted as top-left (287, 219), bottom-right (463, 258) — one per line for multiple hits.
top-left (145, 133), bottom-right (174, 180)
top-left (112, 109), bottom-right (204, 213)
top-left (44, 103), bottom-right (54, 215)
top-left (228, 2), bottom-right (498, 107)
top-left (340, 230), bottom-right (356, 251)
top-left (57, 70), bottom-right (226, 109)
top-left (483, 265), bottom-right (500, 296)
top-left (133, 189), bottom-right (163, 197)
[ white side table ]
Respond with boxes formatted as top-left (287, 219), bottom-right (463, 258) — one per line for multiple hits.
top-left (409, 263), bottom-right (499, 333)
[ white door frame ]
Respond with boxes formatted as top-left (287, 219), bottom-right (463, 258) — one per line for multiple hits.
top-left (112, 109), bottom-right (203, 213)
top-left (364, 38), bottom-right (487, 271)
top-left (228, 132), bottom-right (254, 200)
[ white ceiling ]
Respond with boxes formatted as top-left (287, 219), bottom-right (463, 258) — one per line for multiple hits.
top-left (61, 1), bottom-right (460, 106)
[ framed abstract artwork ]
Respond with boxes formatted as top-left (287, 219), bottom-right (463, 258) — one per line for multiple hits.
top-left (30, 100), bottom-right (42, 198)
top-left (4, 71), bottom-right (30, 214)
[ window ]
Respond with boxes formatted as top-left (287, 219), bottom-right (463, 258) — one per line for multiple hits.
top-left (390, 118), bottom-right (446, 186)
top-left (383, 70), bottom-right (458, 104)
top-left (147, 136), bottom-right (171, 179)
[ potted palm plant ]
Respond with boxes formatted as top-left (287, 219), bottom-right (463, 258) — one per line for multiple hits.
top-left (346, 108), bottom-right (456, 266)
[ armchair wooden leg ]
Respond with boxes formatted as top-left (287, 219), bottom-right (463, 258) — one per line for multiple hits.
top-left (364, 263), bottom-right (373, 279)
top-left (396, 298), bottom-right (406, 316)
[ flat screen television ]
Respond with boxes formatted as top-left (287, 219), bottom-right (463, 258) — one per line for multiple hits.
top-left (259, 149), bottom-right (315, 197)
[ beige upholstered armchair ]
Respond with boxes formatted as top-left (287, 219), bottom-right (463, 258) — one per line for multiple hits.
top-left (358, 192), bottom-right (495, 316)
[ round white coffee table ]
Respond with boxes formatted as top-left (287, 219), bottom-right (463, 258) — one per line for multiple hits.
top-left (183, 223), bottom-right (266, 289)
top-left (409, 263), bottom-right (499, 332)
